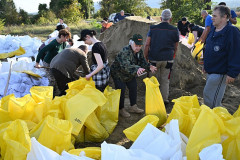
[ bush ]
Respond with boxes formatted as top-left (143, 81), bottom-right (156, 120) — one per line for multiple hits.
top-left (236, 11), bottom-right (240, 18)
top-left (90, 20), bottom-right (102, 29)
top-left (0, 19), bottom-right (5, 32)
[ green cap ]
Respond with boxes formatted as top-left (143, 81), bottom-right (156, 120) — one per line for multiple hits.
top-left (132, 34), bottom-right (143, 45)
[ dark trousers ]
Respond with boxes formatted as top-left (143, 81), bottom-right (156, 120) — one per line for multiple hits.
top-left (113, 78), bottom-right (137, 109)
top-left (51, 68), bottom-right (71, 96)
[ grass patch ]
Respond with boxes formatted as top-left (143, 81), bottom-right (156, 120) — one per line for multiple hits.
top-left (2, 20), bottom-right (101, 41)
top-left (235, 17), bottom-right (240, 29)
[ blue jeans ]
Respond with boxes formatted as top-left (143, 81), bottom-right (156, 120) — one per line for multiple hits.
top-left (203, 74), bottom-right (227, 108)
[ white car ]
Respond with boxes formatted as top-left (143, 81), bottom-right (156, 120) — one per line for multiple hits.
top-left (108, 13), bottom-right (116, 22)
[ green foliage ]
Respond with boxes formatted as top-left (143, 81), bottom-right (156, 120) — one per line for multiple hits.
top-left (0, 19), bottom-right (5, 32)
top-left (78, 0), bottom-right (94, 19)
top-left (99, 0), bottom-right (147, 18)
top-left (161, 0), bottom-right (211, 25)
top-left (236, 7), bottom-right (240, 12)
top-left (38, 3), bottom-right (48, 16)
top-left (19, 9), bottom-right (31, 24)
top-left (0, 0), bottom-right (19, 25)
top-left (58, 4), bottom-right (83, 23)
top-left (90, 20), bottom-right (102, 29)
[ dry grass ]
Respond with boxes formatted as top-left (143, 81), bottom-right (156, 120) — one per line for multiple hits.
top-left (2, 20), bottom-right (100, 41)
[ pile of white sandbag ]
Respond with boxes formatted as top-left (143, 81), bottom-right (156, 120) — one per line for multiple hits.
top-left (0, 57), bottom-right (48, 99)
top-left (0, 35), bottom-right (42, 58)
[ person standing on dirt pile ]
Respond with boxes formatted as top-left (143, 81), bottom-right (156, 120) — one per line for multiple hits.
top-left (177, 17), bottom-right (190, 36)
top-left (78, 29), bottom-right (110, 92)
top-left (188, 23), bottom-right (204, 44)
top-left (57, 18), bottom-right (69, 30)
top-left (35, 29), bottom-right (71, 68)
top-left (199, 10), bottom-right (213, 43)
top-left (203, 5), bottom-right (240, 109)
top-left (218, 2), bottom-right (237, 25)
top-left (144, 9), bottom-right (179, 104)
top-left (50, 45), bottom-right (90, 96)
top-left (114, 10), bottom-right (126, 23)
top-left (111, 34), bottom-right (157, 118)
top-left (101, 17), bottom-right (113, 33)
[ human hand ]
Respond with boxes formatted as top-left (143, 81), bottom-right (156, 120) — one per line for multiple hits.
top-left (150, 65), bottom-right (157, 73)
top-left (137, 68), bottom-right (145, 76)
top-left (226, 76), bottom-right (235, 84)
top-left (85, 74), bottom-right (92, 80)
top-left (35, 63), bottom-right (41, 68)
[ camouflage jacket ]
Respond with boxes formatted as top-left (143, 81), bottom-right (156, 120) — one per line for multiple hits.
top-left (110, 45), bottom-right (150, 82)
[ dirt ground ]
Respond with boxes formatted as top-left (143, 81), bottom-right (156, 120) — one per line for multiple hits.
top-left (76, 17), bottom-right (240, 149)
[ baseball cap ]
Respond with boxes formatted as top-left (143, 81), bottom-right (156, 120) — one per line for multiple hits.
top-left (132, 34), bottom-right (143, 45)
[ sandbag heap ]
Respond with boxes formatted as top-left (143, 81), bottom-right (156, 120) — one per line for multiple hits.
top-left (0, 78), bottom-right (120, 160)
top-left (0, 57), bottom-right (49, 99)
top-left (0, 35), bottom-right (42, 58)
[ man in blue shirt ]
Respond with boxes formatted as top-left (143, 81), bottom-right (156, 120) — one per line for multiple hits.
top-left (218, 2), bottom-right (237, 25)
top-left (199, 10), bottom-right (213, 43)
top-left (114, 10), bottom-right (126, 23)
top-left (203, 5), bottom-right (240, 108)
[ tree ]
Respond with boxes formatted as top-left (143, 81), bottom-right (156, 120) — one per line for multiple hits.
top-left (78, 0), bottom-right (94, 19)
top-left (19, 9), bottom-right (31, 24)
top-left (99, 0), bottom-right (147, 18)
top-left (38, 3), bottom-right (48, 16)
top-left (0, 0), bottom-right (19, 25)
top-left (161, 0), bottom-right (211, 25)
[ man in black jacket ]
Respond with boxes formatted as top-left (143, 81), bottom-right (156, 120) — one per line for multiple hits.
top-left (144, 9), bottom-right (179, 104)
top-left (177, 17), bottom-right (190, 36)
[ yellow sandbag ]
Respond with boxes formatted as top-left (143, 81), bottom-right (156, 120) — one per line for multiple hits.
top-left (65, 93), bottom-right (99, 136)
top-left (123, 115), bottom-right (159, 141)
top-left (0, 46), bottom-right (26, 59)
top-left (186, 105), bottom-right (225, 160)
top-left (222, 117), bottom-right (240, 160)
top-left (84, 112), bottom-right (109, 142)
top-left (167, 95), bottom-right (200, 137)
top-left (188, 32), bottom-right (195, 44)
top-left (143, 76), bottom-right (167, 127)
top-left (0, 120), bottom-right (31, 160)
top-left (74, 126), bottom-right (85, 143)
top-left (97, 86), bottom-right (120, 134)
top-left (191, 41), bottom-right (204, 61)
top-left (67, 77), bottom-right (95, 91)
top-left (68, 147), bottom-right (101, 160)
top-left (20, 70), bottom-right (42, 78)
top-left (233, 105), bottom-right (240, 117)
top-left (30, 115), bottom-right (73, 154)
top-left (213, 107), bottom-right (233, 122)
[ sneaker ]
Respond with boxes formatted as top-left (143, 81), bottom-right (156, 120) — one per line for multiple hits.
top-left (119, 108), bottom-right (131, 118)
top-left (127, 104), bottom-right (144, 113)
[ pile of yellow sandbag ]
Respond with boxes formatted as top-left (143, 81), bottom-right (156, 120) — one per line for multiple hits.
top-left (0, 77), bottom-right (120, 160)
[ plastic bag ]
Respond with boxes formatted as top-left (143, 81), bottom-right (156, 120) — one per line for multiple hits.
top-left (30, 115), bottom-right (73, 154)
top-left (123, 115), bottom-right (159, 141)
top-left (143, 76), bottom-right (167, 127)
top-left (67, 77), bottom-right (95, 91)
top-left (166, 95), bottom-right (200, 137)
top-left (186, 105), bottom-right (225, 160)
top-left (68, 147), bottom-right (101, 160)
top-left (84, 112), bottom-right (109, 142)
top-left (188, 32), bottom-right (195, 44)
top-left (65, 85), bottom-right (106, 136)
top-left (97, 86), bottom-right (120, 134)
top-left (222, 117), bottom-right (240, 160)
top-left (0, 120), bottom-right (31, 160)
top-left (199, 144), bottom-right (224, 160)
top-left (0, 46), bottom-right (26, 59)
top-left (191, 41), bottom-right (204, 61)
top-left (233, 105), bottom-right (240, 117)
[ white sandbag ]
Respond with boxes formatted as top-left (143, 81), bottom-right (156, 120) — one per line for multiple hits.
top-left (199, 144), bottom-right (224, 160)
top-left (101, 141), bottom-right (161, 160)
top-left (131, 120), bottom-right (183, 160)
top-left (27, 137), bottom-right (60, 160)
top-left (27, 137), bottom-right (93, 160)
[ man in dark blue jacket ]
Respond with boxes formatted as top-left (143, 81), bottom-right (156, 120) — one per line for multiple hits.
top-left (114, 10), bottom-right (126, 23)
top-left (203, 5), bottom-right (240, 108)
top-left (144, 9), bottom-right (179, 103)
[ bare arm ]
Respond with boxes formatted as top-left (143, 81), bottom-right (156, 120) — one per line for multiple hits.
top-left (85, 53), bottom-right (104, 80)
top-left (199, 26), bottom-right (211, 43)
top-left (144, 37), bottom-right (151, 62)
top-left (230, 17), bottom-right (237, 25)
